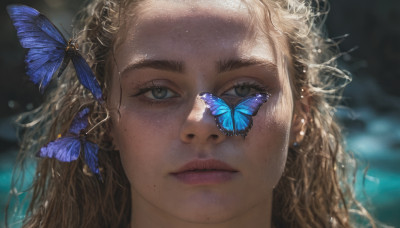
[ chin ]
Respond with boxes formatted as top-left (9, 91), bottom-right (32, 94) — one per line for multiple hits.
top-left (177, 208), bottom-right (238, 224)
top-left (170, 192), bottom-right (243, 224)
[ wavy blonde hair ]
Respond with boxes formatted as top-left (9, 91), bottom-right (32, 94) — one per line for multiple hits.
top-left (6, 0), bottom-right (376, 227)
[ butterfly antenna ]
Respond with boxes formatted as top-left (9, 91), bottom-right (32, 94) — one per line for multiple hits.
top-left (85, 108), bottom-right (110, 135)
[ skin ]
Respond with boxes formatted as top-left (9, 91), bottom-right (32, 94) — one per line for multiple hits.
top-left (109, 0), bottom-right (298, 227)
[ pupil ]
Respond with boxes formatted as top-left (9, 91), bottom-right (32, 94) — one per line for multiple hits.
top-left (235, 85), bottom-right (250, 97)
top-left (152, 88), bottom-right (167, 99)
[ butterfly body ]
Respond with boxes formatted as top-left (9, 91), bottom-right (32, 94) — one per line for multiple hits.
top-left (38, 108), bottom-right (100, 176)
top-left (7, 5), bottom-right (103, 101)
top-left (200, 92), bottom-right (269, 137)
top-left (56, 39), bottom-right (78, 78)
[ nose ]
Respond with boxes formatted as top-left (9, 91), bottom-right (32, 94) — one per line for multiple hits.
top-left (180, 96), bottom-right (226, 144)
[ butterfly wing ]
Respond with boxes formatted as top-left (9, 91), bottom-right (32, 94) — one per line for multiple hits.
top-left (69, 108), bottom-right (90, 135)
top-left (71, 54), bottom-right (103, 101)
top-left (233, 93), bottom-right (269, 136)
top-left (6, 5), bottom-right (66, 48)
top-left (25, 48), bottom-right (65, 91)
top-left (38, 136), bottom-right (81, 162)
top-left (7, 5), bottom-right (67, 91)
top-left (83, 140), bottom-right (100, 175)
top-left (200, 92), bottom-right (234, 135)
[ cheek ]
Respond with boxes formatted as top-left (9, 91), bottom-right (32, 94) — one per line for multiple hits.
top-left (111, 107), bottom-right (180, 183)
top-left (249, 113), bottom-right (290, 186)
top-left (246, 87), bottom-right (293, 186)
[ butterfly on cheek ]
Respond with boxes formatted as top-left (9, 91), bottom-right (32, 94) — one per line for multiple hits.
top-left (38, 108), bottom-right (101, 177)
top-left (6, 5), bottom-right (103, 101)
top-left (200, 92), bottom-right (270, 137)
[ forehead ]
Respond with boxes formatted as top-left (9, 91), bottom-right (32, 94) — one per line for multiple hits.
top-left (138, 0), bottom-right (249, 16)
top-left (135, 1), bottom-right (251, 43)
top-left (135, 0), bottom-right (250, 24)
top-left (116, 0), bottom-right (279, 63)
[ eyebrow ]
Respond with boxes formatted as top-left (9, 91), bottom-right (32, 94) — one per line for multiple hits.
top-left (121, 58), bottom-right (277, 76)
top-left (217, 58), bottom-right (277, 74)
top-left (121, 59), bottom-right (183, 76)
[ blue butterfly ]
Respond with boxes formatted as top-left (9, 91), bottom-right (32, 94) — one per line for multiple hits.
top-left (7, 5), bottom-right (102, 101)
top-left (200, 92), bottom-right (269, 137)
top-left (38, 108), bottom-right (100, 176)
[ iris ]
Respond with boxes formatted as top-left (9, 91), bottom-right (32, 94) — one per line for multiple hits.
top-left (152, 87), bottom-right (168, 99)
top-left (235, 85), bottom-right (251, 97)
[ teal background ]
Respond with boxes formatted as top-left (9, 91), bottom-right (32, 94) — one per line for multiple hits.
top-left (1, 0), bottom-right (399, 227)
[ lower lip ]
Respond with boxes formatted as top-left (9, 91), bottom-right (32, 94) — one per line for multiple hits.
top-left (171, 170), bottom-right (238, 185)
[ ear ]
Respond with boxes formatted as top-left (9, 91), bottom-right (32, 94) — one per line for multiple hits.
top-left (289, 90), bottom-right (310, 147)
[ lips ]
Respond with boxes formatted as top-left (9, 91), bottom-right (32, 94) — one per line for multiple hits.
top-left (171, 159), bottom-right (239, 185)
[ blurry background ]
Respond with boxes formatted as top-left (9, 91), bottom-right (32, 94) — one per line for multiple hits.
top-left (0, 0), bottom-right (399, 227)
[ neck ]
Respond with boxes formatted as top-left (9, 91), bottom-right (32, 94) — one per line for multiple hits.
top-left (129, 190), bottom-right (273, 228)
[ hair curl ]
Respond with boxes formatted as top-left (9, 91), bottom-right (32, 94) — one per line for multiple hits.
top-left (6, 0), bottom-right (376, 227)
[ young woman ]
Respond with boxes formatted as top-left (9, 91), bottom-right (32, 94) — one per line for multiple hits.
top-left (6, 0), bottom-right (376, 227)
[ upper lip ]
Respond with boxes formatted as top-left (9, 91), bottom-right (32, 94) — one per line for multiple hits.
top-left (171, 159), bottom-right (238, 174)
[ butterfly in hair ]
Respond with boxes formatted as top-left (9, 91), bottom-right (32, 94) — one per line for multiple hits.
top-left (200, 92), bottom-right (270, 137)
top-left (7, 5), bottom-right (102, 101)
top-left (38, 108), bottom-right (100, 176)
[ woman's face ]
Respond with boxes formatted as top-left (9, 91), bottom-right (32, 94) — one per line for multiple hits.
top-left (110, 0), bottom-right (294, 226)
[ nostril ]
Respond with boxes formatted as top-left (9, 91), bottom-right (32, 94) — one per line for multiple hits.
top-left (210, 134), bottom-right (219, 140)
top-left (187, 134), bottom-right (195, 139)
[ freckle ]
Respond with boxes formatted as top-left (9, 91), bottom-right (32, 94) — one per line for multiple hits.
top-left (123, 128), bottom-right (127, 132)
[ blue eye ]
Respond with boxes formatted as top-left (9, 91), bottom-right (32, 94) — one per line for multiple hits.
top-left (234, 85), bottom-right (251, 97)
top-left (224, 83), bottom-right (266, 97)
top-left (151, 87), bottom-right (167, 99)
top-left (143, 87), bottom-right (176, 100)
